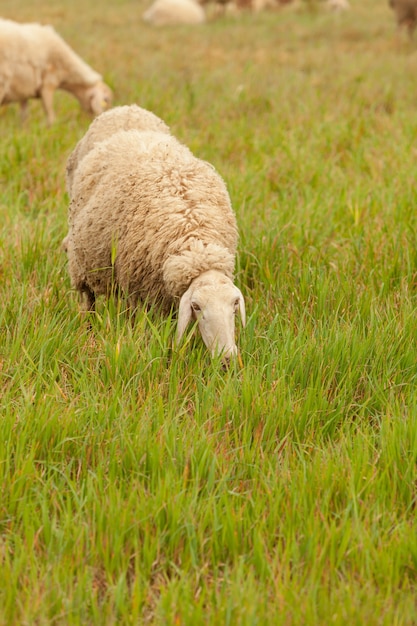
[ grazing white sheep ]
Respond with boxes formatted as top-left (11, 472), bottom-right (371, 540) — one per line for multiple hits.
top-left (0, 18), bottom-right (113, 124)
top-left (143, 0), bottom-right (206, 25)
top-left (199, 0), bottom-right (294, 15)
top-left (326, 0), bottom-right (350, 10)
top-left (64, 106), bottom-right (245, 361)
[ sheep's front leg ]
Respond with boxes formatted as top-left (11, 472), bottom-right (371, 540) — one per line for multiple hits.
top-left (40, 84), bottom-right (56, 125)
top-left (19, 100), bottom-right (29, 123)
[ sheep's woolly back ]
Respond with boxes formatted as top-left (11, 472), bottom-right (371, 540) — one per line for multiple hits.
top-left (0, 18), bottom-right (101, 102)
top-left (143, 0), bottom-right (206, 25)
top-left (66, 105), bottom-right (170, 194)
top-left (66, 123), bottom-right (237, 310)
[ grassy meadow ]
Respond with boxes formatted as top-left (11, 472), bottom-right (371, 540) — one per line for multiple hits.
top-left (2, 0), bottom-right (417, 623)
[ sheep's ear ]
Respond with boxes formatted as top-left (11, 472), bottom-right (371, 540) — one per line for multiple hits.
top-left (177, 286), bottom-right (193, 343)
top-left (237, 289), bottom-right (246, 327)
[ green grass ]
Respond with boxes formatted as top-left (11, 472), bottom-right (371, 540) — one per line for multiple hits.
top-left (2, 0), bottom-right (417, 623)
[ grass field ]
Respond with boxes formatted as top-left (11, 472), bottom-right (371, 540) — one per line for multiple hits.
top-left (2, 0), bottom-right (417, 623)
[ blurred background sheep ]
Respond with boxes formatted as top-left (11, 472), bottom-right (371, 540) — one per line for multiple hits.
top-left (197, 0), bottom-right (350, 17)
top-left (326, 0), bottom-right (350, 11)
top-left (0, 17), bottom-right (112, 124)
top-left (143, 0), bottom-right (206, 25)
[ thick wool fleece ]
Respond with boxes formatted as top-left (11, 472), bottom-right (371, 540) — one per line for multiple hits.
top-left (66, 129), bottom-right (237, 310)
top-left (66, 105), bottom-right (171, 193)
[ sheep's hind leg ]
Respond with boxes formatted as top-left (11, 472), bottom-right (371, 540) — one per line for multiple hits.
top-left (79, 286), bottom-right (96, 332)
top-left (81, 285), bottom-right (95, 313)
top-left (20, 101), bottom-right (29, 123)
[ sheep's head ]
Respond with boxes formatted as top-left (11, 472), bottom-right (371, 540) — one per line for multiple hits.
top-left (177, 270), bottom-right (245, 363)
top-left (82, 82), bottom-right (113, 116)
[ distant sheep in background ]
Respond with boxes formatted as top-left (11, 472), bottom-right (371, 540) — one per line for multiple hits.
top-left (326, 0), bottom-right (350, 10)
top-left (0, 18), bottom-right (113, 124)
top-left (200, 0), bottom-right (294, 14)
top-left (200, 0), bottom-right (348, 17)
top-left (143, 0), bottom-right (206, 25)
top-left (64, 105), bottom-right (245, 362)
top-left (297, 0), bottom-right (349, 10)
top-left (389, 0), bottom-right (417, 37)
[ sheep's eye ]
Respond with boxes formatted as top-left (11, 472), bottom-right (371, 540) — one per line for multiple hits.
top-left (233, 298), bottom-right (240, 312)
top-left (191, 302), bottom-right (201, 312)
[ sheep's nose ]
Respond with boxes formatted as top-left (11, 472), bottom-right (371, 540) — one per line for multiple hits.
top-left (220, 346), bottom-right (237, 367)
top-left (222, 354), bottom-right (231, 368)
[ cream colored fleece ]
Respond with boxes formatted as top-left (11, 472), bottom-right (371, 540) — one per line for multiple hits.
top-left (65, 123), bottom-right (238, 311)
